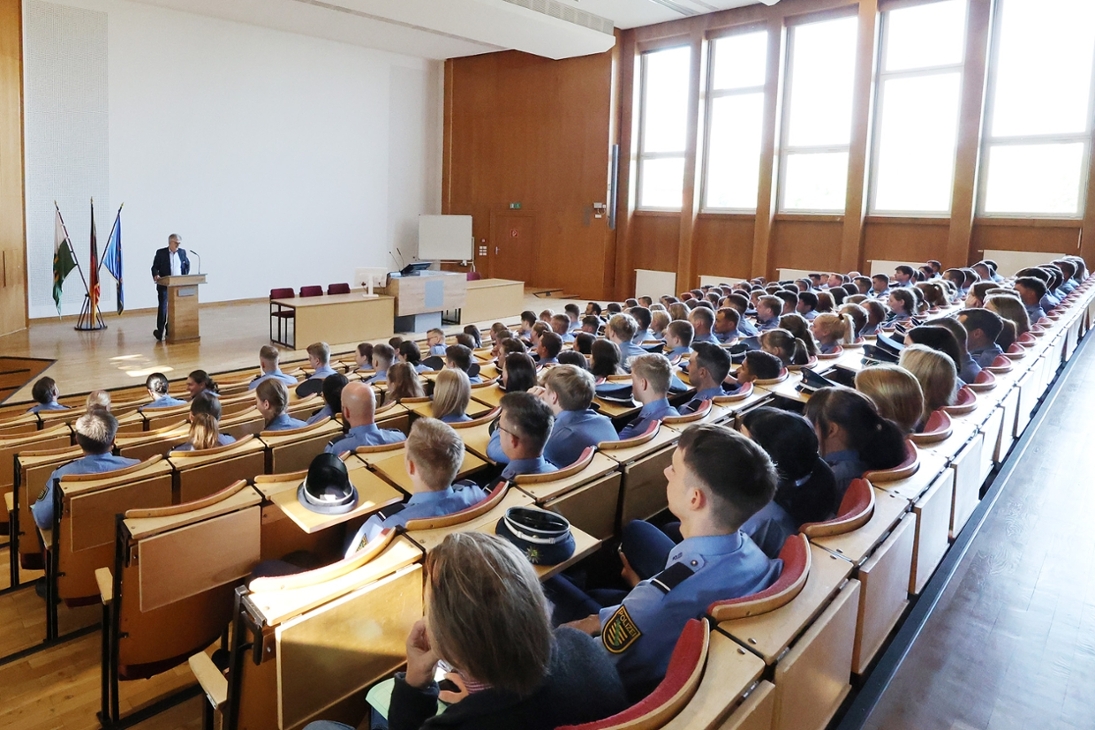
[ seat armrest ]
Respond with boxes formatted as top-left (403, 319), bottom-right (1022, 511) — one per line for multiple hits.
top-left (95, 567), bottom-right (113, 606)
top-left (189, 652), bottom-right (229, 710)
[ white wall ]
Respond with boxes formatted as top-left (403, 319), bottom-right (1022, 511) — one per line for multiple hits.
top-left (24, 0), bottom-right (442, 320)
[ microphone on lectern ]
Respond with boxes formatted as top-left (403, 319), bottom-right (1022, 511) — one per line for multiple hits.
top-left (189, 249), bottom-right (202, 275)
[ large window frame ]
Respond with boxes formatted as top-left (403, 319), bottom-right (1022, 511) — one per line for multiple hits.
top-left (699, 24), bottom-right (770, 214)
top-left (635, 43), bottom-right (692, 212)
top-left (976, 0), bottom-right (1095, 219)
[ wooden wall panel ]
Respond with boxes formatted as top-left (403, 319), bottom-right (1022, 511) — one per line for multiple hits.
top-left (629, 214), bottom-right (680, 274)
top-left (863, 220), bottom-right (949, 269)
top-left (771, 220), bottom-right (843, 273)
top-left (693, 215), bottom-right (755, 279)
top-left (443, 51), bottom-right (615, 300)
top-left (971, 223), bottom-right (1081, 259)
top-left (0, 0), bottom-right (26, 336)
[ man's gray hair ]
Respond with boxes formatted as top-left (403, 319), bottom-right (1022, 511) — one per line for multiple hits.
top-left (74, 410), bottom-right (118, 451)
top-left (168, 233), bottom-right (181, 243)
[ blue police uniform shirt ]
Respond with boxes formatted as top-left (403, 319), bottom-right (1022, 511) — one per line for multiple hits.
top-left (145, 394), bottom-right (187, 409)
top-left (428, 344), bottom-right (447, 357)
top-left (264, 412), bottom-right (308, 432)
top-left (308, 364), bottom-right (337, 381)
top-left (413, 362), bottom-right (432, 373)
top-left (666, 345), bottom-right (691, 361)
top-left (1024, 303), bottom-right (1046, 323)
top-left (598, 531), bottom-right (781, 694)
top-left (27, 401), bottom-right (68, 414)
top-left (871, 287), bottom-right (890, 299)
top-left (1061, 279), bottom-right (1078, 294)
top-left (958, 353), bottom-right (981, 385)
top-left (32, 453), bottom-right (140, 530)
top-left (755, 317), bottom-right (780, 333)
top-left (325, 423), bottom-right (406, 454)
top-left (501, 456), bottom-right (556, 480)
top-left (306, 405), bottom-right (333, 425)
top-left (825, 449), bottom-right (867, 511)
top-left (618, 341), bottom-right (649, 371)
top-left (538, 357), bottom-right (560, 367)
top-left (440, 412), bottom-right (472, 424)
top-left (366, 369), bottom-right (388, 385)
top-left (172, 433), bottom-right (236, 452)
top-left (802, 310), bottom-right (819, 321)
top-left (562, 332), bottom-right (576, 344)
top-left (887, 312), bottom-right (911, 323)
top-left (632, 330), bottom-right (654, 344)
top-left (861, 323), bottom-right (879, 337)
top-left (691, 332), bottom-right (718, 345)
top-left (486, 428), bottom-right (509, 464)
top-left (1039, 294), bottom-right (1058, 313)
top-left (817, 341), bottom-right (839, 355)
top-left (343, 483), bottom-right (489, 557)
top-left (544, 408), bottom-right (619, 468)
top-left (618, 398), bottom-right (677, 440)
top-left (714, 330), bottom-right (736, 345)
top-left (249, 369), bottom-right (298, 390)
top-left (736, 317), bottom-right (759, 337)
top-left (741, 501), bottom-right (798, 559)
top-left (970, 344), bottom-right (1004, 368)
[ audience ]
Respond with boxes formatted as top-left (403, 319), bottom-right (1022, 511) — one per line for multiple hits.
top-left (590, 339), bottom-right (625, 378)
top-left (489, 391), bottom-right (557, 478)
top-left (249, 345), bottom-right (297, 390)
top-left (325, 381), bottom-right (405, 453)
top-left (255, 379), bottom-right (307, 432)
top-left (502, 352), bottom-right (538, 393)
top-left (854, 364), bottom-right (925, 435)
top-left (186, 370), bottom-right (219, 399)
top-left (899, 344), bottom-right (958, 422)
top-left (173, 392), bottom-right (236, 452)
top-left (296, 342), bottom-right (336, 398)
top-left (385, 362), bottom-right (427, 404)
top-left (368, 344), bottom-right (396, 384)
top-left (27, 376), bottom-right (67, 413)
top-left (959, 308), bottom-right (1005, 367)
top-left (142, 372), bottom-right (185, 409)
top-left (431, 368), bottom-right (473, 423)
top-left (617, 354), bottom-right (679, 439)
top-left (531, 365), bottom-right (618, 467)
top-left (307, 373), bottom-right (348, 425)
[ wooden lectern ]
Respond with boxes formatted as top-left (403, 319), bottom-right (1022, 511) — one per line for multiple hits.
top-left (158, 275), bottom-right (207, 343)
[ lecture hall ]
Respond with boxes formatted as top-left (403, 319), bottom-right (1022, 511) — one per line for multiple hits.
top-left (0, 0), bottom-right (1093, 728)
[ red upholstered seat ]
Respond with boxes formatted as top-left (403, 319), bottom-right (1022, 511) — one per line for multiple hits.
top-left (967, 368), bottom-right (997, 392)
top-left (943, 385), bottom-right (978, 415)
top-left (663, 400), bottom-right (712, 425)
top-left (1017, 332), bottom-right (1036, 348)
top-left (466, 271), bottom-right (483, 281)
top-left (1004, 343), bottom-right (1027, 359)
top-left (984, 354), bottom-right (1014, 373)
top-left (299, 285), bottom-right (323, 298)
top-left (910, 409), bottom-right (953, 445)
top-left (708, 534), bottom-right (811, 621)
top-left (863, 439), bottom-right (920, 483)
top-left (600, 419), bottom-right (661, 450)
top-left (270, 288), bottom-right (296, 345)
top-left (270, 287), bottom-right (294, 300)
top-left (788, 356), bottom-right (818, 371)
top-left (326, 282), bottom-right (350, 295)
top-left (557, 619), bottom-right (710, 730)
top-left (801, 478), bottom-right (875, 538)
top-left (754, 368), bottom-right (789, 386)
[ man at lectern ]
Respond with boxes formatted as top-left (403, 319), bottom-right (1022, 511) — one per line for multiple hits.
top-left (150, 233), bottom-right (190, 341)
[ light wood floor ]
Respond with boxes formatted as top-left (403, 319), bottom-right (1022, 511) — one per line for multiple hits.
top-left (0, 291), bottom-right (568, 403)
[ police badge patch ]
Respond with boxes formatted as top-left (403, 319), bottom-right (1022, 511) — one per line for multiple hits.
top-left (601, 605), bottom-right (641, 654)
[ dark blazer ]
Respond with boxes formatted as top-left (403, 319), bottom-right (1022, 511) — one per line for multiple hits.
top-left (151, 247), bottom-right (190, 282)
top-left (388, 627), bottom-right (628, 730)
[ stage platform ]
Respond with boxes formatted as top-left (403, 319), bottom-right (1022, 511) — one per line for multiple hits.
top-left (0, 287), bottom-right (565, 404)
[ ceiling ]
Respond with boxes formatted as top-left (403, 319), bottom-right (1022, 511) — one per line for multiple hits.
top-left (129, 0), bottom-right (769, 60)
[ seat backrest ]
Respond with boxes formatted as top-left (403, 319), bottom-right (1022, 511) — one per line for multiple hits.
top-left (557, 618), bottom-right (710, 730)
top-left (449, 406), bottom-right (501, 429)
top-left (513, 447), bottom-right (596, 484)
top-left (909, 409), bottom-right (953, 445)
top-left (260, 418), bottom-right (343, 474)
top-left (598, 420), bottom-right (661, 450)
top-left (943, 386), bottom-right (978, 415)
top-left (968, 368), bottom-right (997, 392)
top-left (169, 436), bottom-right (266, 502)
top-left (270, 287), bottom-right (295, 300)
top-left (712, 381), bottom-right (754, 404)
top-left (754, 369), bottom-right (789, 386)
top-left (801, 478), bottom-right (875, 538)
top-left (299, 285), bottom-right (323, 298)
top-left (326, 282), bottom-right (351, 295)
top-left (708, 534), bottom-right (811, 621)
top-left (984, 354), bottom-right (1014, 373)
top-left (863, 440), bottom-right (920, 483)
top-left (662, 401), bottom-right (712, 425)
top-left (403, 483), bottom-right (509, 531)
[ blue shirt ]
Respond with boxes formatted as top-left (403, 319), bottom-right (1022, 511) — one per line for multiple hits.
top-left (1040, 293), bottom-right (1059, 313)
top-left (742, 501), bottom-right (798, 559)
top-left (714, 330), bottom-right (736, 345)
top-left (325, 422), bottom-right (406, 454)
top-left (32, 453), bottom-right (140, 529)
top-left (172, 433), bottom-right (236, 452)
top-left (817, 341), bottom-right (839, 355)
top-left (755, 317), bottom-right (779, 333)
top-left (958, 353), bottom-right (981, 385)
top-left (802, 310), bottom-right (818, 321)
top-left (736, 317), bottom-right (759, 338)
top-left (599, 532), bottom-right (781, 694)
top-left (366, 369), bottom-right (388, 385)
top-left (666, 345), bottom-right (691, 361)
top-left (343, 482), bottom-right (488, 557)
top-left (618, 398), bottom-right (677, 440)
top-left (544, 409), bottom-right (619, 468)
top-left (308, 364), bottom-right (337, 381)
top-left (263, 412), bottom-right (308, 432)
top-left (1024, 303), bottom-right (1046, 323)
top-left (618, 341), bottom-right (650, 371)
top-left (440, 413), bottom-right (472, 424)
top-left (27, 401), bottom-right (68, 414)
top-left (249, 369), bottom-right (297, 390)
top-left (501, 456), bottom-right (556, 480)
top-left (691, 332), bottom-right (718, 345)
top-left (825, 449), bottom-right (866, 512)
top-left (428, 344), bottom-right (447, 357)
top-left (144, 394), bottom-right (186, 409)
top-left (970, 344), bottom-right (1004, 368)
top-left (632, 330), bottom-right (654, 344)
top-left (305, 405), bottom-right (333, 425)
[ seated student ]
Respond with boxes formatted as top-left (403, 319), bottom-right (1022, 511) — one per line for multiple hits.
top-left (886, 289), bottom-right (916, 323)
top-left (564, 302), bottom-right (582, 331)
top-left (554, 424), bottom-right (781, 699)
top-left (796, 291), bottom-right (820, 321)
top-left (1053, 259), bottom-right (1079, 294)
top-left (462, 325), bottom-right (483, 349)
top-left (431, 369), bottom-right (473, 423)
top-left (839, 302), bottom-right (868, 339)
top-left (425, 328), bottom-right (447, 357)
top-left (808, 273), bottom-right (823, 290)
top-left (488, 391), bottom-right (558, 477)
top-left (343, 419), bottom-right (488, 551)
top-left (557, 349), bottom-right (588, 370)
top-left (325, 382), bottom-right (406, 453)
top-left (617, 354), bottom-right (679, 439)
top-left (959, 308), bottom-right (1005, 367)
top-left (964, 281), bottom-right (997, 309)
top-left (180, 373), bottom-right (215, 404)
top-left (587, 340), bottom-right (623, 379)
top-left (550, 314), bottom-right (575, 344)
top-left (384, 362), bottom-right (426, 404)
top-left (804, 386), bottom-right (908, 506)
top-left (773, 290), bottom-right (797, 316)
top-left (366, 343), bottom-right (395, 384)
top-left (723, 293), bottom-right (759, 337)
top-left (173, 392), bottom-right (237, 452)
top-left (712, 307), bottom-right (740, 345)
top-left (522, 365), bottom-right (619, 467)
top-left (985, 291), bottom-right (1031, 338)
top-left (663, 319), bottom-right (694, 360)
top-left (540, 308), bottom-right (557, 323)
top-left (352, 343), bottom-right (374, 374)
top-left (529, 321), bottom-right (551, 352)
top-left (893, 265), bottom-right (915, 287)
top-left (869, 273), bottom-right (891, 298)
top-left (255, 379), bottom-right (308, 432)
top-left (584, 301), bottom-right (603, 317)
top-left (904, 325), bottom-right (965, 385)
top-left (778, 313), bottom-right (818, 358)
top-left (32, 411), bottom-right (139, 530)
top-left (860, 299), bottom-right (886, 336)
top-left (605, 313), bottom-right (648, 369)
top-left (573, 331), bottom-right (596, 357)
top-left (730, 350), bottom-right (783, 386)
top-left (248, 345), bottom-right (298, 390)
top-left (502, 352), bottom-right (538, 393)
top-left (853, 276), bottom-right (872, 296)
top-left (444, 344), bottom-right (481, 383)
top-left (396, 340), bottom-right (430, 374)
top-left (453, 332), bottom-right (477, 351)
top-left (753, 295), bottom-right (783, 333)
top-left (86, 390), bottom-right (111, 413)
top-left (667, 301), bottom-right (690, 322)
top-left (926, 317), bottom-right (981, 384)
top-left (1013, 276), bottom-right (1048, 323)
top-left (536, 332), bottom-right (564, 367)
top-left (579, 314), bottom-right (602, 335)
top-left (629, 307), bottom-right (654, 344)
top-left (143, 372), bottom-right (186, 409)
top-left (816, 290), bottom-right (837, 313)
top-left (854, 364), bottom-right (924, 435)
top-left (295, 342), bottom-right (338, 398)
top-left (683, 343), bottom-right (734, 409)
top-left (739, 408), bottom-right (838, 557)
top-left (389, 335), bottom-right (405, 350)
top-left (760, 328), bottom-right (810, 367)
top-left (650, 309), bottom-right (670, 341)
top-left (27, 376), bottom-right (68, 413)
top-left (899, 345), bottom-right (957, 424)
top-left (307, 373), bottom-right (348, 425)
top-left (687, 306), bottom-right (718, 345)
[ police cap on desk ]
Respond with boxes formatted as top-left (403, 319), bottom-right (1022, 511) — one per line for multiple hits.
top-left (495, 506), bottom-right (575, 566)
top-left (297, 453), bottom-right (358, 515)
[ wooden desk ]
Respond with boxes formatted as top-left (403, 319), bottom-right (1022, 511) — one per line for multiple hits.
top-left (254, 463), bottom-right (403, 534)
top-left (458, 279), bottom-right (525, 325)
top-left (270, 292), bottom-right (395, 349)
top-left (366, 449), bottom-right (489, 494)
top-left (380, 272), bottom-right (467, 317)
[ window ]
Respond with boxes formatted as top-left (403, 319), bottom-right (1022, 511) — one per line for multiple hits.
top-left (637, 46), bottom-right (691, 209)
top-left (703, 30), bottom-right (768, 211)
top-left (779, 15), bottom-right (859, 213)
top-left (870, 0), bottom-right (966, 214)
top-left (980, 0), bottom-right (1095, 217)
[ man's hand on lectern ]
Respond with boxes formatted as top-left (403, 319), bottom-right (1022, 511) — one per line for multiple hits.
top-left (153, 274), bottom-right (160, 283)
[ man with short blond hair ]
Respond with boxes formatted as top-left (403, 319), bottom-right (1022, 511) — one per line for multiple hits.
top-left (249, 344), bottom-right (297, 390)
top-left (617, 354), bottom-right (678, 440)
top-left (297, 341), bottom-right (337, 398)
top-left (535, 365), bottom-right (618, 466)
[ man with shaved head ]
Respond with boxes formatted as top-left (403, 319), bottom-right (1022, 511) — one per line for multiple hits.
top-left (324, 381), bottom-right (405, 454)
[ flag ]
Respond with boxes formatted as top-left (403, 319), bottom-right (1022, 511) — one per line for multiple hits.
top-left (102, 207), bottom-right (123, 314)
top-left (51, 205), bottom-right (77, 313)
top-left (89, 199), bottom-right (100, 318)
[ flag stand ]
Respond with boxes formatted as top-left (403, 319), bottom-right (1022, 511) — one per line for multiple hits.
top-left (75, 293), bottom-right (106, 331)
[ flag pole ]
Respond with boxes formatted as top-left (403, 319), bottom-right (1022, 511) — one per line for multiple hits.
top-left (54, 200), bottom-right (89, 292)
top-left (97, 202), bottom-right (124, 275)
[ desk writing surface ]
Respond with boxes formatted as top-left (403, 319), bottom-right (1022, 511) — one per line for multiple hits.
top-left (405, 400), bottom-right (494, 421)
top-left (266, 466), bottom-right (404, 534)
top-left (593, 397), bottom-right (641, 420)
top-left (470, 383), bottom-right (507, 409)
top-left (457, 421), bottom-right (496, 462)
top-left (124, 485), bottom-right (263, 540)
top-left (810, 487), bottom-right (911, 565)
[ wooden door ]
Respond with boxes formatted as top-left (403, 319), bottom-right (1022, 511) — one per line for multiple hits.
top-left (489, 213), bottom-right (535, 283)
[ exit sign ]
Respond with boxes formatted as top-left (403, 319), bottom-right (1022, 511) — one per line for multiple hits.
top-left (508, 202), bottom-right (522, 210)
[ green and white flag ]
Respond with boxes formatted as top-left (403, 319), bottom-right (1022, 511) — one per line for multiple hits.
top-left (52, 204), bottom-right (78, 313)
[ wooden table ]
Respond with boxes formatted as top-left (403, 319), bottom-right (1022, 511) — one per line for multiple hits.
top-left (458, 279), bottom-right (525, 325)
top-left (254, 462), bottom-right (404, 534)
top-left (270, 291), bottom-right (395, 349)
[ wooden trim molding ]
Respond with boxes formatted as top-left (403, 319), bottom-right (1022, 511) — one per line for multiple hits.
top-left (839, 0), bottom-right (879, 273)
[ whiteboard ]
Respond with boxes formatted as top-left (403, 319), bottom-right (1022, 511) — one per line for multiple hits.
top-left (418, 215), bottom-right (473, 261)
